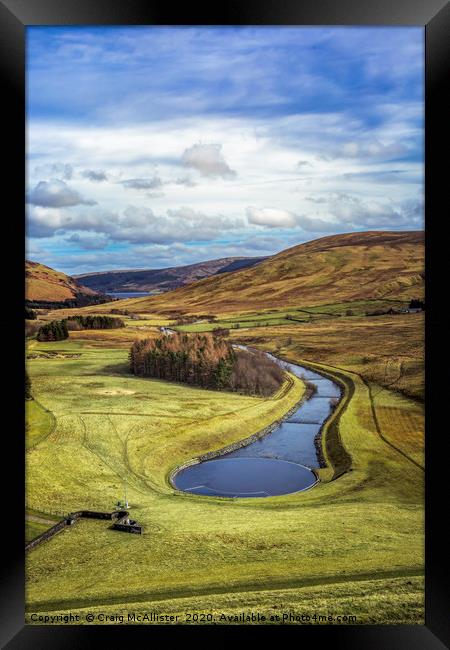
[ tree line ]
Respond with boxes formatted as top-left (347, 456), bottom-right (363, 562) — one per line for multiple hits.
top-left (35, 314), bottom-right (125, 341)
top-left (129, 333), bottom-right (284, 396)
top-left (64, 315), bottom-right (125, 330)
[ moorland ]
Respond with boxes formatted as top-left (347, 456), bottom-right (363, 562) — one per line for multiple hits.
top-left (25, 230), bottom-right (425, 624)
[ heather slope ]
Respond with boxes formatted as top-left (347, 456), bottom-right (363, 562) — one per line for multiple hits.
top-left (109, 231), bottom-right (424, 315)
top-left (26, 260), bottom-right (99, 303)
top-left (74, 256), bottom-right (266, 294)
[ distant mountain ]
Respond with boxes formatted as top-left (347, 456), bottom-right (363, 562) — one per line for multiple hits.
top-left (118, 230), bottom-right (424, 315)
top-left (25, 260), bottom-right (108, 308)
top-left (74, 256), bottom-right (267, 294)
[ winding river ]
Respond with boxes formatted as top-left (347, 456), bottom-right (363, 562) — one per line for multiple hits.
top-left (172, 350), bottom-right (342, 498)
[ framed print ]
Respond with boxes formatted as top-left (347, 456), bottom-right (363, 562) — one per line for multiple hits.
top-left (1, 0), bottom-right (448, 646)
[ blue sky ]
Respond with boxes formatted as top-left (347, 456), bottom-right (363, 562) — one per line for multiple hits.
top-left (26, 26), bottom-right (424, 274)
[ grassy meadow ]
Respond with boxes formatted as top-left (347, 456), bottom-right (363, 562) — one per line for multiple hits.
top-left (25, 299), bottom-right (424, 624)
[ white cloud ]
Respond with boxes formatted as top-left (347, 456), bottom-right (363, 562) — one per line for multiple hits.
top-left (182, 143), bottom-right (236, 178)
top-left (65, 233), bottom-right (109, 250)
top-left (82, 169), bottom-right (108, 182)
top-left (246, 206), bottom-right (337, 232)
top-left (27, 205), bottom-right (107, 238)
top-left (121, 176), bottom-right (163, 190)
top-left (110, 205), bottom-right (243, 244)
top-left (34, 162), bottom-right (73, 180)
top-left (336, 140), bottom-right (408, 160)
top-left (174, 176), bottom-right (197, 187)
top-left (325, 193), bottom-right (424, 229)
top-left (246, 207), bottom-right (297, 228)
top-left (26, 110), bottom-right (423, 271)
top-left (27, 179), bottom-right (97, 208)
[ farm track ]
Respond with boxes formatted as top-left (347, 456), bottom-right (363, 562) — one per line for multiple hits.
top-left (28, 565), bottom-right (424, 614)
top-left (78, 415), bottom-right (151, 496)
top-left (25, 515), bottom-right (57, 526)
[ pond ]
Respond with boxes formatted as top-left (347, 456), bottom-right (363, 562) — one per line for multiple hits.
top-left (172, 352), bottom-right (342, 498)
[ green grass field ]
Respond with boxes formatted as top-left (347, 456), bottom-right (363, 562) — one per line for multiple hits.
top-left (173, 300), bottom-right (410, 332)
top-left (25, 320), bottom-right (424, 624)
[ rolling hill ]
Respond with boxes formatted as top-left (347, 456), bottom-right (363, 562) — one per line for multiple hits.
top-left (111, 230), bottom-right (424, 315)
top-left (74, 256), bottom-right (266, 294)
top-left (25, 260), bottom-right (106, 306)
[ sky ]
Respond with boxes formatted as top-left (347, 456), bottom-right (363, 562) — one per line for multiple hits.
top-left (26, 26), bottom-right (424, 275)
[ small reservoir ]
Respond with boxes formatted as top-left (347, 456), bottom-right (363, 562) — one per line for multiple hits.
top-left (172, 353), bottom-right (341, 498)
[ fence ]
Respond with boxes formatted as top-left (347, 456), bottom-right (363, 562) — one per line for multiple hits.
top-left (25, 509), bottom-right (142, 552)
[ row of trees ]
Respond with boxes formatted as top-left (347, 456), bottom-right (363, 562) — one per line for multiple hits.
top-left (64, 315), bottom-right (125, 330)
top-left (34, 314), bottom-right (124, 341)
top-left (37, 320), bottom-right (69, 341)
top-left (129, 333), bottom-right (284, 396)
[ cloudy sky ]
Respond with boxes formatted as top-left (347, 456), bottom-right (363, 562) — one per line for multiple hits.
top-left (26, 26), bottom-right (424, 274)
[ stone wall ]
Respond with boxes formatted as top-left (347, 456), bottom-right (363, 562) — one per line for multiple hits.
top-left (25, 509), bottom-right (142, 552)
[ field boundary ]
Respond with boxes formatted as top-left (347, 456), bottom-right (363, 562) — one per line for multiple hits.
top-left (25, 510), bottom-right (142, 552)
top-left (364, 379), bottom-right (425, 471)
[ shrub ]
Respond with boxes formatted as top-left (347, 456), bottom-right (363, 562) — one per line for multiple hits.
top-left (111, 308), bottom-right (130, 315)
top-left (304, 379), bottom-right (318, 396)
top-left (212, 327), bottom-right (230, 337)
top-left (229, 348), bottom-right (284, 396)
top-left (65, 319), bottom-right (83, 331)
top-left (175, 315), bottom-right (198, 326)
top-left (25, 306), bottom-right (37, 320)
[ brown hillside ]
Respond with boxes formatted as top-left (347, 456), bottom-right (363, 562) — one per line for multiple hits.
top-left (26, 260), bottom-right (98, 302)
top-left (120, 230), bottom-right (424, 315)
top-left (74, 256), bottom-right (266, 293)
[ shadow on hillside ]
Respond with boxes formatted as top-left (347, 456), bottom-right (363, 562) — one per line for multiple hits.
top-left (100, 361), bottom-right (131, 376)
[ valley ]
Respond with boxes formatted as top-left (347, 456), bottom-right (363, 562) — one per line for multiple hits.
top-left (25, 231), bottom-right (425, 624)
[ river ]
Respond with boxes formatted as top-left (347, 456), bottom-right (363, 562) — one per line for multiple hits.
top-left (172, 351), bottom-right (342, 498)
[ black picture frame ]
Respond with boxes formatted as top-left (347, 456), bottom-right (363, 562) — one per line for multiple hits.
top-left (2, 0), bottom-right (448, 646)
